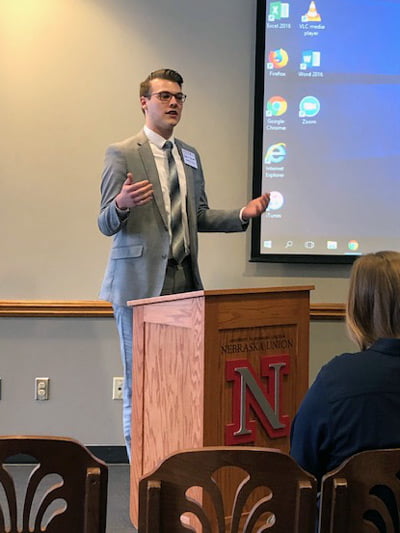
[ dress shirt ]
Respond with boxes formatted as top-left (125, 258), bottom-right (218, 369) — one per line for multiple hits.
top-left (144, 126), bottom-right (189, 256)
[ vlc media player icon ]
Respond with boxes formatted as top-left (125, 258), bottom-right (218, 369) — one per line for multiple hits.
top-left (302, 1), bottom-right (321, 22)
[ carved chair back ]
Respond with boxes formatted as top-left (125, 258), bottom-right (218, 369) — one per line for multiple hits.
top-left (0, 435), bottom-right (108, 533)
top-left (138, 446), bottom-right (317, 532)
top-left (319, 448), bottom-right (400, 533)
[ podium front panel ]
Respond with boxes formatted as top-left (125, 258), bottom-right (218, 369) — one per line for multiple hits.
top-left (129, 286), bottom-right (312, 527)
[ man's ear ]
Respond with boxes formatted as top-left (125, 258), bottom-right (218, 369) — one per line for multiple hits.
top-left (140, 96), bottom-right (147, 114)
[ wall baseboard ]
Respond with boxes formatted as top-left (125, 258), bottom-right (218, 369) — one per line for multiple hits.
top-left (88, 445), bottom-right (129, 463)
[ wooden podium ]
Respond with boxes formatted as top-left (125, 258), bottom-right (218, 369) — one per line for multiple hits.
top-left (128, 286), bottom-right (313, 527)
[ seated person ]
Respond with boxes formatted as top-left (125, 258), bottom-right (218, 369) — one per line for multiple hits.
top-left (290, 251), bottom-right (400, 484)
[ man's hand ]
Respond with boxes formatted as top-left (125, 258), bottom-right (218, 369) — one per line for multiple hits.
top-left (115, 173), bottom-right (154, 209)
top-left (242, 193), bottom-right (270, 221)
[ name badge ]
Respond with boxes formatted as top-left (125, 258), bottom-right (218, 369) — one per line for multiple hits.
top-left (182, 149), bottom-right (198, 169)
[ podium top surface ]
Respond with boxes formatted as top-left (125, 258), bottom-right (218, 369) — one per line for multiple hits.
top-left (128, 285), bottom-right (314, 308)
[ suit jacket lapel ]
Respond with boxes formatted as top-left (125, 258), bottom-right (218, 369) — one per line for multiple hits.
top-left (136, 133), bottom-right (169, 229)
top-left (176, 142), bottom-right (197, 246)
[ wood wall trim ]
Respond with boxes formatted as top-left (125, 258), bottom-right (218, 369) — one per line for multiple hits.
top-left (310, 303), bottom-right (345, 321)
top-left (0, 300), bottom-right (114, 317)
top-left (0, 300), bottom-right (346, 320)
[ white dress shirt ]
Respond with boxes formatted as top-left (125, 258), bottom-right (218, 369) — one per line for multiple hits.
top-left (144, 126), bottom-right (190, 256)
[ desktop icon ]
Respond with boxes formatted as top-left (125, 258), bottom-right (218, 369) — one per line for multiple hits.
top-left (302, 1), bottom-right (321, 22)
top-left (268, 48), bottom-right (289, 69)
top-left (266, 96), bottom-right (288, 116)
top-left (304, 241), bottom-right (315, 249)
top-left (265, 143), bottom-right (287, 164)
top-left (269, 1), bottom-right (289, 21)
top-left (264, 240), bottom-right (273, 249)
top-left (299, 96), bottom-right (320, 117)
top-left (300, 50), bottom-right (321, 70)
top-left (327, 240), bottom-right (338, 250)
top-left (348, 240), bottom-right (359, 251)
top-left (268, 191), bottom-right (284, 210)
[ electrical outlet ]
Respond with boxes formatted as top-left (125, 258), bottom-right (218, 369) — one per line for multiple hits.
top-left (112, 377), bottom-right (124, 400)
top-left (35, 377), bottom-right (50, 400)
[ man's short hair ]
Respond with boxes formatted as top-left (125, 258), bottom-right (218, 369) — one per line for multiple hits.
top-left (346, 250), bottom-right (400, 350)
top-left (140, 69), bottom-right (184, 97)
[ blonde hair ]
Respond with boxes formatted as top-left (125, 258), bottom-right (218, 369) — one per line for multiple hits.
top-left (346, 251), bottom-right (400, 350)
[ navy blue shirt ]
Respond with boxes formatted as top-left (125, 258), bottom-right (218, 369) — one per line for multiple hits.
top-left (290, 338), bottom-right (400, 483)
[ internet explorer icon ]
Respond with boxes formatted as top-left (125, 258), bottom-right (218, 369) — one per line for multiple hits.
top-left (265, 143), bottom-right (287, 164)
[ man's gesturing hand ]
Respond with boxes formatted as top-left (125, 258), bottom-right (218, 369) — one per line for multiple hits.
top-left (241, 193), bottom-right (270, 221)
top-left (115, 173), bottom-right (154, 209)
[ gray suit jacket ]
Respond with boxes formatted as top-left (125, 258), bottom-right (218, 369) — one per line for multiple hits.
top-left (98, 130), bottom-right (247, 306)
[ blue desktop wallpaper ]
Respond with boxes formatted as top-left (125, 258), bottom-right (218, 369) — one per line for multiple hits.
top-left (253, 0), bottom-right (400, 260)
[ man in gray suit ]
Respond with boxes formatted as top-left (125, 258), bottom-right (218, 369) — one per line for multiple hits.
top-left (98, 68), bottom-right (270, 458)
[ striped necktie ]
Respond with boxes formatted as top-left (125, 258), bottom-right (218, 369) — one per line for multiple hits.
top-left (163, 141), bottom-right (186, 264)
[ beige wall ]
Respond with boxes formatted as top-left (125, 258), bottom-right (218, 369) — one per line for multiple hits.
top-left (0, 315), bottom-right (356, 446)
top-left (0, 0), bottom-right (355, 445)
top-left (1, 0), bottom-right (352, 303)
top-left (0, 316), bottom-right (122, 444)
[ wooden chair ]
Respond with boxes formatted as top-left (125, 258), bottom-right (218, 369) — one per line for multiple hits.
top-left (319, 448), bottom-right (400, 533)
top-left (0, 435), bottom-right (108, 533)
top-left (138, 446), bottom-right (317, 532)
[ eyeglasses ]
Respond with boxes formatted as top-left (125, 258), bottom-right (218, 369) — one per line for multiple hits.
top-left (147, 91), bottom-right (187, 103)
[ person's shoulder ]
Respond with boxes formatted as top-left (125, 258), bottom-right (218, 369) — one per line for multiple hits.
top-left (318, 338), bottom-right (400, 377)
top-left (320, 350), bottom-right (361, 375)
top-left (369, 337), bottom-right (400, 356)
top-left (175, 137), bottom-right (198, 154)
top-left (108, 130), bottom-right (146, 151)
top-left (314, 349), bottom-right (372, 401)
top-left (312, 351), bottom-right (362, 391)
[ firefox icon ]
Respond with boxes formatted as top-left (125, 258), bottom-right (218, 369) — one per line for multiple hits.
top-left (268, 48), bottom-right (289, 69)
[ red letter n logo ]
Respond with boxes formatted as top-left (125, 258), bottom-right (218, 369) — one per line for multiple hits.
top-left (225, 355), bottom-right (290, 445)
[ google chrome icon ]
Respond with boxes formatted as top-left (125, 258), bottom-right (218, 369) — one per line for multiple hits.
top-left (266, 96), bottom-right (288, 116)
top-left (348, 240), bottom-right (359, 251)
